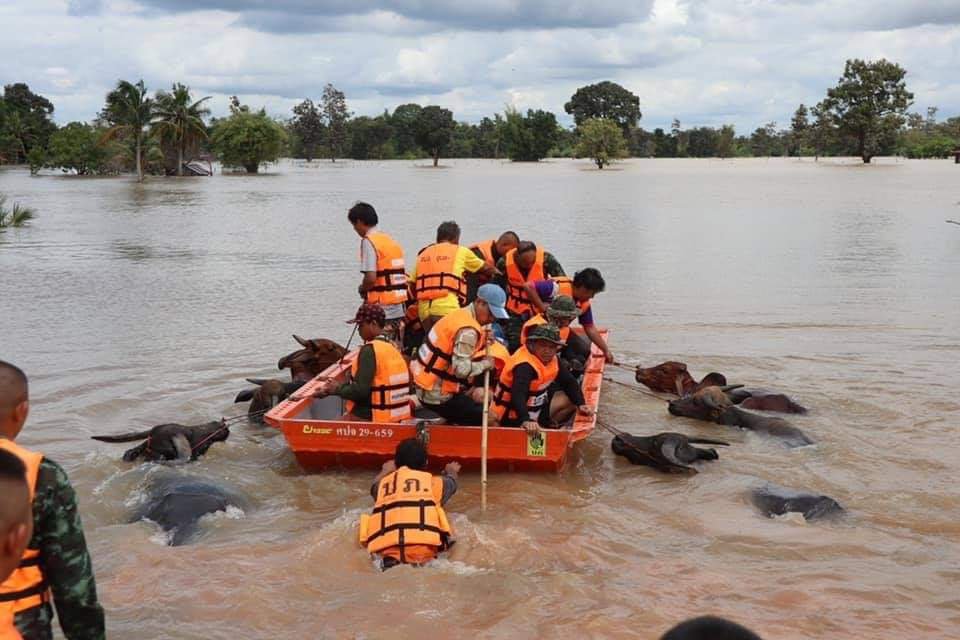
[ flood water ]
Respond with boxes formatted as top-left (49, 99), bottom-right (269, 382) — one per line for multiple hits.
top-left (1, 157), bottom-right (959, 639)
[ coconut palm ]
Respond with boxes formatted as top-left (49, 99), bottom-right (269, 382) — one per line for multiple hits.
top-left (100, 79), bottom-right (154, 181)
top-left (0, 195), bottom-right (35, 230)
top-left (153, 83), bottom-right (211, 176)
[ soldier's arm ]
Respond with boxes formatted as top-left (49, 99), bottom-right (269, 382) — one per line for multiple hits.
top-left (544, 252), bottom-right (565, 277)
top-left (34, 459), bottom-right (106, 640)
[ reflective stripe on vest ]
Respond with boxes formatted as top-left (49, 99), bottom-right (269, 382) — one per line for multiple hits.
top-left (410, 307), bottom-right (485, 395)
top-left (504, 247), bottom-right (546, 315)
top-left (552, 276), bottom-right (591, 316)
top-left (359, 467), bottom-right (453, 558)
top-left (521, 314), bottom-right (571, 346)
top-left (491, 346), bottom-right (559, 422)
top-left (414, 243), bottom-right (467, 302)
top-left (0, 440), bottom-right (49, 615)
top-left (365, 230), bottom-right (408, 306)
top-left (345, 338), bottom-right (413, 423)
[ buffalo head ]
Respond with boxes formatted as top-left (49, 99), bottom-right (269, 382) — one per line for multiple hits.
top-left (636, 361), bottom-right (727, 396)
top-left (668, 385), bottom-right (738, 422)
top-left (278, 335), bottom-right (347, 382)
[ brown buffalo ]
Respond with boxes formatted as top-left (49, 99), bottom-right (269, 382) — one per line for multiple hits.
top-left (278, 335), bottom-right (347, 382)
top-left (234, 378), bottom-right (305, 423)
top-left (668, 386), bottom-right (814, 448)
top-left (635, 361), bottom-right (727, 395)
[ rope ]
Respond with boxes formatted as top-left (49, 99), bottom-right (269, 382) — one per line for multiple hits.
top-left (189, 420), bottom-right (230, 454)
top-left (609, 361), bottom-right (641, 372)
top-left (594, 416), bottom-right (663, 463)
top-left (603, 377), bottom-right (676, 402)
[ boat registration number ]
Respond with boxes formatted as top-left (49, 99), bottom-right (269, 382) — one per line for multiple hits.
top-left (301, 425), bottom-right (395, 438)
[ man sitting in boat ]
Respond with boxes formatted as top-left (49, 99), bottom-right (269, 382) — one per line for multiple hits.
top-left (410, 221), bottom-right (499, 333)
top-left (466, 231), bottom-right (519, 299)
top-left (360, 438), bottom-right (459, 570)
top-left (410, 284), bottom-right (509, 425)
top-left (521, 268), bottom-right (614, 365)
top-left (491, 324), bottom-right (593, 434)
top-left (521, 295), bottom-right (581, 368)
top-left (492, 241), bottom-right (565, 350)
top-left (348, 202), bottom-right (408, 345)
top-left (308, 304), bottom-right (412, 423)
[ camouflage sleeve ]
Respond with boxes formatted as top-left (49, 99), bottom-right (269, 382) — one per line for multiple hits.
top-left (493, 257), bottom-right (508, 289)
top-left (32, 459), bottom-right (106, 640)
top-left (544, 252), bottom-right (566, 278)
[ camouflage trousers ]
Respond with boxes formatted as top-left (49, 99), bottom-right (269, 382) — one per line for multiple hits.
top-left (15, 603), bottom-right (54, 640)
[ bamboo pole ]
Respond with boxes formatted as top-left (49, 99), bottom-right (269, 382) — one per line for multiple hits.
top-left (481, 335), bottom-right (492, 512)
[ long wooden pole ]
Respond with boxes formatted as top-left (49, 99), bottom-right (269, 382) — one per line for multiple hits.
top-left (481, 337), bottom-right (491, 511)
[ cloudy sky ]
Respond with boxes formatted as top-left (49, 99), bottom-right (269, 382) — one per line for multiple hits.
top-left (3, 0), bottom-right (960, 132)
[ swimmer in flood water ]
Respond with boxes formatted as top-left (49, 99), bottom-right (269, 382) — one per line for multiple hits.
top-left (359, 438), bottom-right (459, 570)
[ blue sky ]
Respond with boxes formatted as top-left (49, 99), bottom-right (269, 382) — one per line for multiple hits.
top-left (3, 0), bottom-right (959, 132)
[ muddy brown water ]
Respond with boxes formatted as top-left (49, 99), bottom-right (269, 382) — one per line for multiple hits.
top-left (1, 158), bottom-right (959, 639)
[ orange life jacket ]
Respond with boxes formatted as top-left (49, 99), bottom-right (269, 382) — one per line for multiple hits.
top-left (521, 314), bottom-right (571, 346)
top-left (0, 614), bottom-right (21, 640)
top-left (491, 346), bottom-right (559, 422)
top-left (415, 243), bottom-right (467, 303)
top-left (0, 439), bottom-right (49, 617)
top-left (552, 276), bottom-right (591, 316)
top-left (345, 338), bottom-right (413, 423)
top-left (364, 230), bottom-right (408, 306)
top-left (504, 247), bottom-right (546, 316)
top-left (358, 467), bottom-right (454, 559)
top-left (410, 307), bottom-right (485, 395)
top-left (470, 240), bottom-right (496, 268)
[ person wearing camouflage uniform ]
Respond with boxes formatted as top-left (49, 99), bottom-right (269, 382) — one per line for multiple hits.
top-left (0, 361), bottom-right (105, 640)
top-left (493, 246), bottom-right (565, 352)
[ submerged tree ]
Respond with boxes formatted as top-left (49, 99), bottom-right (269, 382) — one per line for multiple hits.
top-left (414, 106), bottom-right (455, 166)
top-left (790, 104), bottom-right (809, 156)
top-left (501, 107), bottom-right (561, 162)
top-left (46, 122), bottom-right (110, 175)
top-left (100, 79), bottom-right (155, 181)
top-left (575, 117), bottom-right (627, 169)
top-left (153, 83), bottom-right (211, 175)
top-left (290, 98), bottom-right (324, 161)
top-left (320, 84), bottom-right (350, 161)
top-left (0, 83), bottom-right (57, 163)
top-left (819, 58), bottom-right (913, 163)
top-left (210, 104), bottom-right (287, 174)
top-left (565, 81), bottom-right (641, 135)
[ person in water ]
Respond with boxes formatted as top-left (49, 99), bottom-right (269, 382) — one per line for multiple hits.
top-left (359, 438), bottom-right (459, 570)
top-left (308, 304), bottom-right (413, 423)
top-left (0, 450), bottom-right (33, 640)
top-left (0, 361), bottom-right (105, 640)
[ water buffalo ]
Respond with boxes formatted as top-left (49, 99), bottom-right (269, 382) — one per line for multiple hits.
top-left (278, 335), bottom-right (347, 382)
top-left (611, 432), bottom-right (729, 474)
top-left (751, 484), bottom-right (844, 522)
top-left (92, 421), bottom-right (230, 462)
top-left (668, 386), bottom-right (814, 448)
top-left (234, 378), bottom-right (305, 423)
top-left (131, 473), bottom-right (246, 546)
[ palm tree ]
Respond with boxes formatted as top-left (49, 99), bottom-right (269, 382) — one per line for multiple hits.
top-left (153, 83), bottom-right (211, 176)
top-left (100, 79), bottom-right (154, 181)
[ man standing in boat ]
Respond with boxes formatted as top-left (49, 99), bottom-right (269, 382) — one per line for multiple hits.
top-left (491, 325), bottom-right (593, 433)
top-left (0, 361), bottom-right (106, 640)
top-left (466, 231), bottom-right (520, 299)
top-left (360, 438), bottom-right (459, 570)
top-left (348, 202), bottom-right (408, 344)
top-left (307, 304), bottom-right (413, 423)
top-left (410, 221), bottom-right (499, 333)
top-left (410, 284), bottom-right (509, 425)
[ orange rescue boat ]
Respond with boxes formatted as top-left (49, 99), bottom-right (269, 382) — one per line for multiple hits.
top-left (264, 329), bottom-right (608, 472)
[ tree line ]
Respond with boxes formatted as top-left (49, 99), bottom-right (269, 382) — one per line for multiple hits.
top-left (1, 58), bottom-right (958, 176)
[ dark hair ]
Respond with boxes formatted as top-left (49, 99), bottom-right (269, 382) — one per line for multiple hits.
top-left (660, 616), bottom-right (763, 640)
top-left (0, 360), bottom-right (28, 411)
top-left (436, 221), bottom-right (461, 243)
top-left (516, 240), bottom-right (537, 255)
top-left (573, 268), bottom-right (605, 293)
top-left (394, 438), bottom-right (428, 470)
top-left (499, 231), bottom-right (519, 243)
top-left (0, 449), bottom-right (26, 483)
top-left (347, 202), bottom-right (378, 227)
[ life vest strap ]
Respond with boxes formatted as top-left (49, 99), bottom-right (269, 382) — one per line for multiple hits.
top-left (416, 272), bottom-right (467, 299)
top-left (416, 335), bottom-right (461, 383)
top-left (17, 556), bottom-right (40, 568)
top-left (0, 581), bottom-right (48, 603)
top-left (364, 522), bottom-right (449, 544)
top-left (371, 498), bottom-right (439, 515)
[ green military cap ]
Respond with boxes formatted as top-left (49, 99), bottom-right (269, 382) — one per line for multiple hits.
top-left (546, 295), bottom-right (579, 319)
top-left (527, 323), bottom-right (566, 346)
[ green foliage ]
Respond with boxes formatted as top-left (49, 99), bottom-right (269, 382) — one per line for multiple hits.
top-left (210, 106), bottom-right (287, 173)
top-left (575, 118), bottom-right (627, 168)
top-left (349, 115), bottom-right (393, 159)
top-left (0, 194), bottom-right (35, 229)
top-left (717, 125), bottom-right (736, 158)
top-left (0, 83), bottom-right (57, 164)
top-left (153, 83), bottom-right (211, 175)
top-left (46, 122), bottom-right (110, 174)
top-left (897, 108), bottom-right (960, 158)
top-left (565, 81), bottom-right (641, 134)
top-left (414, 105), bottom-right (455, 166)
top-left (750, 122), bottom-right (785, 157)
top-left (819, 58), bottom-right (913, 163)
top-left (27, 146), bottom-right (46, 174)
top-left (790, 104), bottom-right (809, 156)
top-left (390, 104), bottom-right (423, 156)
top-left (290, 99), bottom-right (324, 161)
top-left (501, 108), bottom-right (561, 162)
top-left (100, 79), bottom-right (155, 180)
top-left (320, 83), bottom-right (350, 161)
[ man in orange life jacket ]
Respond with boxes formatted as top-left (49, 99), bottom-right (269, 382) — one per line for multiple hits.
top-left (493, 241), bottom-right (565, 351)
top-left (522, 268), bottom-right (614, 366)
top-left (410, 221), bottom-right (499, 332)
top-left (348, 202), bottom-right (408, 344)
top-left (466, 231), bottom-right (519, 300)
top-left (0, 450), bottom-right (33, 639)
top-left (491, 325), bottom-right (593, 434)
top-left (0, 361), bottom-right (105, 640)
top-left (360, 438), bottom-right (459, 570)
top-left (307, 304), bottom-right (413, 423)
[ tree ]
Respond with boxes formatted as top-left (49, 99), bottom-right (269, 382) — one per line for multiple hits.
top-left (153, 83), bottom-right (211, 175)
top-left (473, 116), bottom-right (504, 158)
top-left (686, 127), bottom-right (719, 158)
top-left (1, 83), bottom-right (57, 163)
top-left (390, 103), bottom-right (423, 157)
top-left (100, 79), bottom-right (155, 181)
top-left (349, 115), bottom-right (394, 159)
top-left (750, 122), bottom-right (784, 156)
top-left (809, 104), bottom-right (835, 161)
top-left (210, 105), bottom-right (287, 173)
top-left (819, 58), bottom-right (913, 163)
top-left (501, 108), bottom-right (561, 162)
top-left (790, 104), bottom-right (809, 156)
top-left (651, 128), bottom-right (676, 157)
top-left (46, 122), bottom-right (109, 175)
top-left (716, 125), bottom-right (736, 158)
top-left (575, 118), bottom-right (627, 169)
top-left (670, 118), bottom-right (688, 157)
top-left (414, 106), bottom-right (455, 166)
top-left (320, 84), bottom-right (349, 161)
top-left (290, 99), bottom-right (324, 161)
top-left (565, 81), bottom-right (641, 134)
